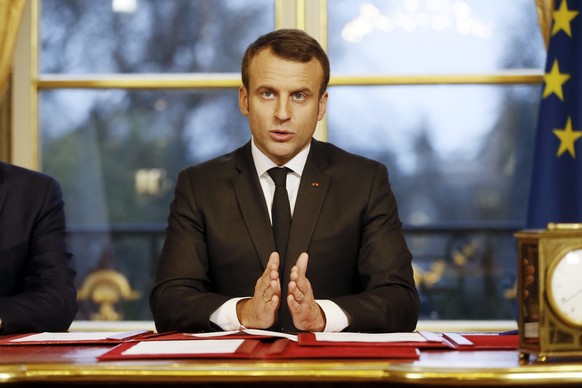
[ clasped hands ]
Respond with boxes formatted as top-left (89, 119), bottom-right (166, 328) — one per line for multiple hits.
top-left (236, 252), bottom-right (326, 332)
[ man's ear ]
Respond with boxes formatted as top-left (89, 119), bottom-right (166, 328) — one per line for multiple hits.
top-left (317, 91), bottom-right (328, 121)
top-left (239, 86), bottom-right (249, 116)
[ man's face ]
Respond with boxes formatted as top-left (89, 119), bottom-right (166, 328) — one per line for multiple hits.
top-left (239, 48), bottom-right (328, 166)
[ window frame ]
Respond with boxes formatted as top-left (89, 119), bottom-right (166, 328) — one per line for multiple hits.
top-left (13, 0), bottom-right (543, 169)
top-left (11, 0), bottom-right (544, 325)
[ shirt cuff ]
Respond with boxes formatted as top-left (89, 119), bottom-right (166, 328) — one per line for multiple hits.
top-left (210, 297), bottom-right (247, 331)
top-left (316, 299), bottom-right (349, 332)
top-left (210, 298), bottom-right (349, 333)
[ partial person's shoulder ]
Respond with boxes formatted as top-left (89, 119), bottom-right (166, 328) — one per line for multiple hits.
top-left (178, 142), bottom-right (250, 178)
top-left (0, 161), bottom-right (60, 188)
top-left (315, 140), bottom-right (385, 171)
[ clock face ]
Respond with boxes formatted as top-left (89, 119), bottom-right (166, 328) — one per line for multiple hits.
top-left (548, 248), bottom-right (582, 327)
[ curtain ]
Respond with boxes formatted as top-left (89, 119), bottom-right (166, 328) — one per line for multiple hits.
top-left (536, 0), bottom-right (555, 49)
top-left (0, 0), bottom-right (26, 100)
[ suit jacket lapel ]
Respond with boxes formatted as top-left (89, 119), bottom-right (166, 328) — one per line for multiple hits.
top-left (230, 140), bottom-right (332, 273)
top-left (286, 140), bottom-right (330, 267)
top-left (232, 143), bottom-right (275, 270)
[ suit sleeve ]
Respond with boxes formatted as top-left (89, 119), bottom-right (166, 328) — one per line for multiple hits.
top-left (150, 169), bottom-right (231, 333)
top-left (0, 177), bottom-right (77, 333)
top-left (331, 163), bottom-right (419, 332)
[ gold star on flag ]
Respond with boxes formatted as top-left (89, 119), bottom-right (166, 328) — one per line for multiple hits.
top-left (553, 117), bottom-right (582, 158)
top-left (552, 0), bottom-right (579, 37)
top-left (543, 59), bottom-right (571, 100)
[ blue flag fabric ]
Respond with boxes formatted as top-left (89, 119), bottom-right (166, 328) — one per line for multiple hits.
top-left (526, 0), bottom-right (582, 229)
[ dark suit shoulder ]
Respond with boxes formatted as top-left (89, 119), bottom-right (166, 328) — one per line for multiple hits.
top-left (318, 141), bottom-right (381, 163)
top-left (312, 140), bottom-right (386, 178)
top-left (179, 143), bottom-right (250, 179)
top-left (0, 162), bottom-right (62, 198)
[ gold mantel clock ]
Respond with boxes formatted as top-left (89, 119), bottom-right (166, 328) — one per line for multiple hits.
top-left (515, 224), bottom-right (582, 362)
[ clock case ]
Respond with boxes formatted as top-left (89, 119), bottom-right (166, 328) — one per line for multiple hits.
top-left (515, 224), bottom-right (582, 362)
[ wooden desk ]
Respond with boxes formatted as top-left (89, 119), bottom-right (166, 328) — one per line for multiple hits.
top-left (0, 345), bottom-right (581, 387)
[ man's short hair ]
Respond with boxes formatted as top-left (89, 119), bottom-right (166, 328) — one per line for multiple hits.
top-left (241, 29), bottom-right (330, 97)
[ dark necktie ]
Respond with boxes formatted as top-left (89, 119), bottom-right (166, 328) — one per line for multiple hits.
top-left (268, 167), bottom-right (292, 258)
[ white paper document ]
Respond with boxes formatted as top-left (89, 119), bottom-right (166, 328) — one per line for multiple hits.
top-left (314, 332), bottom-right (429, 343)
top-left (242, 328), bottom-right (297, 341)
top-left (10, 332), bottom-right (132, 342)
top-left (185, 328), bottom-right (298, 342)
top-left (121, 339), bottom-right (245, 355)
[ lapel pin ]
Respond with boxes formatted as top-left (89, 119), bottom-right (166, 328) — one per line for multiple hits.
top-left (312, 181), bottom-right (319, 187)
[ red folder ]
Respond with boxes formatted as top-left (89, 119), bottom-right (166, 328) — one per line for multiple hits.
top-left (441, 332), bottom-right (519, 350)
top-left (131, 331), bottom-right (275, 342)
top-left (263, 339), bottom-right (420, 360)
top-left (98, 338), bottom-right (262, 360)
top-left (97, 338), bottom-right (420, 361)
top-left (297, 331), bottom-right (448, 349)
top-left (0, 330), bottom-right (153, 345)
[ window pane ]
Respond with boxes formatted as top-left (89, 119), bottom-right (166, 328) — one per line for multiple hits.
top-left (40, 0), bottom-right (275, 74)
top-left (328, 84), bottom-right (539, 224)
top-left (328, 0), bottom-right (545, 74)
top-left (328, 84), bottom-right (540, 319)
top-left (36, 0), bottom-right (543, 323)
top-left (40, 89), bottom-right (249, 320)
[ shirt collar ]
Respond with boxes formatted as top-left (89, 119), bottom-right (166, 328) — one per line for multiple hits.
top-left (251, 138), bottom-right (310, 178)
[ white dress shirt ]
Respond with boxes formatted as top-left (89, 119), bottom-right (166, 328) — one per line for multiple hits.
top-left (209, 139), bottom-right (348, 332)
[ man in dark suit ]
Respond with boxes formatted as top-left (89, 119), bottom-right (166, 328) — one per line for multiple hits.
top-left (0, 162), bottom-right (77, 333)
top-left (150, 29), bottom-right (419, 333)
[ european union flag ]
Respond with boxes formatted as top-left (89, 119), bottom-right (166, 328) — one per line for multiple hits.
top-left (526, 0), bottom-right (582, 229)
